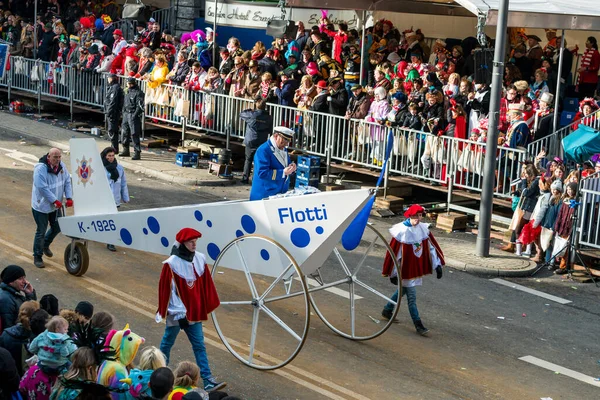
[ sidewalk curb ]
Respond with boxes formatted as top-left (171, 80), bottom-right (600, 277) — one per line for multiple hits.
top-left (2, 123), bottom-right (236, 187)
top-left (444, 257), bottom-right (538, 277)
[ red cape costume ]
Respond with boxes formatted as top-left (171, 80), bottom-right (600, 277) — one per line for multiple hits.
top-left (382, 222), bottom-right (445, 280)
top-left (157, 252), bottom-right (220, 322)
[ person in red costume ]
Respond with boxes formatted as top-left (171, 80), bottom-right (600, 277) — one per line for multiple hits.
top-left (156, 228), bottom-right (225, 392)
top-left (381, 205), bottom-right (444, 335)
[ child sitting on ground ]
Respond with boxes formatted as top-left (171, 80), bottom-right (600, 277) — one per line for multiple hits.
top-left (28, 315), bottom-right (77, 374)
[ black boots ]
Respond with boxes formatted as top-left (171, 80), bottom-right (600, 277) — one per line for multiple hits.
top-left (414, 320), bottom-right (429, 336)
top-left (131, 151), bottom-right (141, 160)
top-left (119, 148), bottom-right (130, 157)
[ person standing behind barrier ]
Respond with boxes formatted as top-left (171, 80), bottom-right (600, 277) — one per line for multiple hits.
top-left (240, 99), bottom-right (273, 185)
top-left (31, 148), bottom-right (73, 268)
top-left (101, 147), bottom-right (130, 251)
top-left (121, 78), bottom-right (145, 160)
top-left (249, 127), bottom-right (296, 201)
top-left (104, 74), bottom-right (124, 153)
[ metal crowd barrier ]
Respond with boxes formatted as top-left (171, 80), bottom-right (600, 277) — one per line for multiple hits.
top-left (0, 56), bottom-right (546, 203)
top-left (579, 176), bottom-right (600, 250)
top-left (152, 7), bottom-right (176, 31)
top-left (527, 108), bottom-right (600, 160)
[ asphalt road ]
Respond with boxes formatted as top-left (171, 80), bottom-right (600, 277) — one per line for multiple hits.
top-left (1, 133), bottom-right (600, 400)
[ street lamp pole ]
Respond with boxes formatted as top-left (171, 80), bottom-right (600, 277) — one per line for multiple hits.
top-left (475, 0), bottom-right (510, 257)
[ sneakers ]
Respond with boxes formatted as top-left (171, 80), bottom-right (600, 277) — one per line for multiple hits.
top-left (204, 376), bottom-right (226, 392)
top-left (414, 320), bottom-right (429, 336)
top-left (107, 244), bottom-right (117, 252)
top-left (43, 248), bottom-right (53, 258)
top-left (381, 308), bottom-right (394, 320)
top-left (34, 256), bottom-right (45, 268)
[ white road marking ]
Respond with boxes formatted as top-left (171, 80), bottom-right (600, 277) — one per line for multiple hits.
top-left (490, 278), bottom-right (572, 304)
top-left (0, 237), bottom-right (369, 400)
top-left (297, 276), bottom-right (364, 300)
top-left (519, 355), bottom-right (600, 388)
top-left (0, 147), bottom-right (39, 166)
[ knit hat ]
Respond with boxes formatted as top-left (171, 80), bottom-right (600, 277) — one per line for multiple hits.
top-left (1, 265), bottom-right (25, 284)
top-left (392, 91), bottom-right (407, 103)
top-left (70, 35), bottom-right (80, 43)
top-left (404, 204), bottom-right (425, 218)
top-left (175, 228), bottom-right (202, 244)
top-left (40, 294), bottom-right (60, 316)
top-left (550, 180), bottom-right (563, 192)
top-left (75, 301), bottom-right (94, 319)
top-left (113, 29), bottom-right (123, 36)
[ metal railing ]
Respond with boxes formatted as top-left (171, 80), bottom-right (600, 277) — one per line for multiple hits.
top-left (151, 7), bottom-right (176, 31)
top-left (579, 176), bottom-right (600, 250)
top-left (0, 56), bottom-right (565, 201)
top-left (527, 108), bottom-right (600, 160)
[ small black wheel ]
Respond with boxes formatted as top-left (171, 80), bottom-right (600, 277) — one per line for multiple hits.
top-left (64, 242), bottom-right (89, 276)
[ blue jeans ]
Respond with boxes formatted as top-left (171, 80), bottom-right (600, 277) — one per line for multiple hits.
top-left (160, 322), bottom-right (212, 380)
top-left (384, 286), bottom-right (420, 323)
top-left (32, 208), bottom-right (61, 257)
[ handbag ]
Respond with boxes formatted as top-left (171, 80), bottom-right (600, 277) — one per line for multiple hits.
top-left (540, 227), bottom-right (554, 251)
top-left (509, 197), bottom-right (525, 231)
top-left (357, 120), bottom-right (371, 145)
top-left (551, 235), bottom-right (569, 258)
top-left (174, 97), bottom-right (190, 118)
top-left (122, 0), bottom-right (145, 20)
top-left (406, 134), bottom-right (417, 163)
top-left (393, 133), bottom-right (407, 156)
top-left (457, 145), bottom-right (472, 172)
top-left (31, 65), bottom-right (40, 82)
top-left (144, 87), bottom-right (154, 105)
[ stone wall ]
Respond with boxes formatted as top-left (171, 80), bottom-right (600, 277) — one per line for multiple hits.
top-left (175, 0), bottom-right (204, 34)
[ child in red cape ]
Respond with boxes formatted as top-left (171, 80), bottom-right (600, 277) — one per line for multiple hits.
top-left (381, 205), bottom-right (444, 335)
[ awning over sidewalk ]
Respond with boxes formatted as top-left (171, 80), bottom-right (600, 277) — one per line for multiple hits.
top-left (286, 0), bottom-right (600, 30)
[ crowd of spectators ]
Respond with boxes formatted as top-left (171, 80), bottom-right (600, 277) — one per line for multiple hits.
top-left (0, 264), bottom-right (240, 400)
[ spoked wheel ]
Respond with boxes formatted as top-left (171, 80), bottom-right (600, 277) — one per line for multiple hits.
top-left (308, 222), bottom-right (401, 340)
top-left (211, 234), bottom-right (310, 370)
top-left (63, 240), bottom-right (89, 276)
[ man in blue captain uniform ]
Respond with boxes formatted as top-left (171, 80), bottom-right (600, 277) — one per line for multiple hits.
top-left (249, 127), bottom-right (297, 201)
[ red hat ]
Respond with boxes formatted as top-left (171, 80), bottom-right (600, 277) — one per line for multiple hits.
top-left (114, 29), bottom-right (123, 36)
top-left (176, 228), bottom-right (202, 244)
top-left (403, 204), bottom-right (425, 218)
top-left (316, 80), bottom-right (328, 89)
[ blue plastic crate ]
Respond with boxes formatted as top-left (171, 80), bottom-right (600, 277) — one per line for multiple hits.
top-left (295, 176), bottom-right (319, 188)
top-left (209, 154), bottom-right (219, 163)
top-left (563, 97), bottom-right (579, 112)
top-left (559, 111), bottom-right (577, 127)
top-left (297, 155), bottom-right (321, 168)
top-left (296, 164), bottom-right (320, 180)
top-left (176, 152), bottom-right (199, 167)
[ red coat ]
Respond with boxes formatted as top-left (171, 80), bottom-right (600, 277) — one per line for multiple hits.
top-left (157, 258), bottom-right (220, 322)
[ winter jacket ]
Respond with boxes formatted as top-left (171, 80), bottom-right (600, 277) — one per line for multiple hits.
top-left (96, 55), bottom-right (115, 73)
top-left (107, 164), bottom-right (130, 207)
top-left (328, 87), bottom-right (349, 117)
top-left (31, 155), bottom-right (73, 214)
top-left (104, 81), bottom-right (124, 119)
top-left (386, 105), bottom-right (409, 127)
top-left (345, 93), bottom-right (372, 120)
top-left (0, 283), bottom-right (37, 335)
top-left (0, 347), bottom-right (20, 396)
top-left (541, 200), bottom-right (561, 230)
top-left (422, 102), bottom-right (445, 134)
top-left (554, 201), bottom-right (575, 238)
top-left (531, 191), bottom-right (551, 228)
top-left (244, 73), bottom-right (262, 99)
top-left (0, 323), bottom-right (32, 376)
top-left (258, 57), bottom-right (279, 79)
top-left (402, 113), bottom-right (423, 131)
top-left (275, 79), bottom-right (299, 107)
top-left (169, 61), bottom-right (190, 86)
top-left (38, 31), bottom-right (56, 62)
top-left (29, 330), bottom-right (77, 369)
top-left (101, 25), bottom-right (116, 51)
top-left (123, 84), bottom-right (145, 118)
top-left (309, 92), bottom-right (329, 113)
top-left (240, 109), bottom-right (274, 148)
top-left (517, 177), bottom-right (540, 213)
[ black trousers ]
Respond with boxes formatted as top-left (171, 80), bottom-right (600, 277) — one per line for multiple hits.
top-left (121, 112), bottom-right (142, 152)
top-left (107, 116), bottom-right (120, 151)
top-left (243, 145), bottom-right (258, 180)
